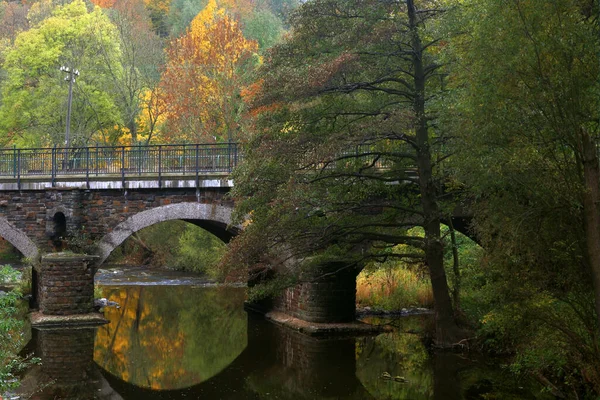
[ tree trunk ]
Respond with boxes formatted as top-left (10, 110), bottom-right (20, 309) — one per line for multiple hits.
top-left (128, 116), bottom-right (138, 143)
top-left (449, 220), bottom-right (461, 310)
top-left (407, 0), bottom-right (464, 346)
top-left (580, 129), bottom-right (600, 331)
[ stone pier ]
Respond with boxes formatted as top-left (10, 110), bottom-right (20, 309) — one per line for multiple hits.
top-left (31, 253), bottom-right (106, 327)
top-left (274, 262), bottom-right (358, 323)
top-left (248, 262), bottom-right (385, 335)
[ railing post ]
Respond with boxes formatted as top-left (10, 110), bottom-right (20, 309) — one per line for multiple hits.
top-left (182, 144), bottom-right (186, 176)
top-left (85, 146), bottom-right (90, 189)
top-left (195, 143), bottom-right (199, 188)
top-left (95, 144), bottom-right (99, 176)
top-left (12, 145), bottom-right (16, 178)
top-left (16, 149), bottom-right (21, 190)
top-left (121, 146), bottom-right (125, 189)
top-left (51, 146), bottom-right (56, 188)
top-left (234, 142), bottom-right (238, 168)
top-left (137, 142), bottom-right (141, 176)
top-left (158, 145), bottom-right (162, 188)
top-left (227, 142), bottom-right (232, 172)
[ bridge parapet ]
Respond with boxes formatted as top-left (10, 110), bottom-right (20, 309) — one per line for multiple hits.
top-left (0, 143), bottom-right (238, 190)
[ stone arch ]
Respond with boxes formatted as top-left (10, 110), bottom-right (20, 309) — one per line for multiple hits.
top-left (0, 217), bottom-right (39, 260)
top-left (95, 202), bottom-right (238, 265)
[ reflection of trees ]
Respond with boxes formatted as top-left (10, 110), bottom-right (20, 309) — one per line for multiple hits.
top-left (356, 330), bottom-right (434, 400)
top-left (356, 319), bottom-right (548, 400)
top-left (94, 285), bottom-right (247, 390)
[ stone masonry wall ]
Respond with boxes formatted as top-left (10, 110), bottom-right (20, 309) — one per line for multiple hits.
top-left (38, 254), bottom-right (98, 315)
top-left (0, 187), bottom-right (231, 253)
top-left (273, 263), bottom-right (358, 323)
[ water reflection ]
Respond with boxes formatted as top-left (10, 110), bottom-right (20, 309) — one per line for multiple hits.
top-left (356, 324), bottom-right (434, 399)
top-left (17, 284), bottom-right (551, 399)
top-left (356, 316), bottom-right (551, 400)
top-left (244, 322), bottom-right (373, 399)
top-left (18, 327), bottom-right (120, 400)
top-left (95, 285), bottom-right (247, 390)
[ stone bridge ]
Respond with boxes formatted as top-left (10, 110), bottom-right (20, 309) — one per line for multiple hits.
top-left (0, 187), bottom-right (236, 263)
top-left (0, 143), bottom-right (473, 329)
top-left (0, 143), bottom-right (239, 261)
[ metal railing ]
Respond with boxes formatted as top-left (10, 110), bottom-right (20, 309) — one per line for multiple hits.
top-left (0, 143), bottom-right (239, 186)
top-left (0, 142), bottom-right (403, 189)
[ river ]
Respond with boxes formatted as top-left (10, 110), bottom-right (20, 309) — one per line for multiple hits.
top-left (15, 267), bottom-right (551, 400)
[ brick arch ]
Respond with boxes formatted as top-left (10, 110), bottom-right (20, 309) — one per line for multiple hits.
top-left (0, 217), bottom-right (39, 260)
top-left (95, 203), bottom-right (238, 266)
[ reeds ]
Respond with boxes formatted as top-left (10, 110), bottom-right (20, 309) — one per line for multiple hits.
top-left (356, 267), bottom-right (433, 310)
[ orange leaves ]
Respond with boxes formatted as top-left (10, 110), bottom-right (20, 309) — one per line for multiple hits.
top-left (159, 0), bottom-right (258, 142)
top-left (307, 51), bottom-right (357, 90)
top-left (240, 79), bottom-right (263, 104)
top-left (89, 0), bottom-right (117, 8)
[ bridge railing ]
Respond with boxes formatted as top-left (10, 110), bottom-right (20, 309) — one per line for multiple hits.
top-left (0, 143), bottom-right (239, 180)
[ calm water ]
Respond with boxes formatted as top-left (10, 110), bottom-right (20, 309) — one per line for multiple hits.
top-left (16, 268), bottom-right (550, 400)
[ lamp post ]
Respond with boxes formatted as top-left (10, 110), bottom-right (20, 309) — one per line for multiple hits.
top-left (60, 66), bottom-right (79, 148)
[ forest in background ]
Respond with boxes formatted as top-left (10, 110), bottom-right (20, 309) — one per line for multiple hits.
top-left (0, 0), bottom-right (292, 276)
top-left (0, 0), bottom-right (296, 147)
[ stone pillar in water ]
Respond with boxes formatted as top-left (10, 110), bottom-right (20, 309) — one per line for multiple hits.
top-left (274, 262), bottom-right (359, 323)
top-left (38, 253), bottom-right (99, 315)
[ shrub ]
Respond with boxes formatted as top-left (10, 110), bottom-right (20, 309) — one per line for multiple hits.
top-left (0, 265), bottom-right (38, 393)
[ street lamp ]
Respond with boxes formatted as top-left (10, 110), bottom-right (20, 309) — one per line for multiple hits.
top-left (60, 66), bottom-right (79, 148)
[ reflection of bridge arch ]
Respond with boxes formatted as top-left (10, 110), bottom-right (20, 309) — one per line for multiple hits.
top-left (95, 202), bottom-right (239, 265)
top-left (0, 216), bottom-right (39, 260)
top-left (96, 341), bottom-right (258, 399)
top-left (20, 314), bottom-right (375, 400)
top-left (96, 315), bottom-right (375, 399)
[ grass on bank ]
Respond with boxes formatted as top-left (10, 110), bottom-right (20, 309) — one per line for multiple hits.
top-left (356, 266), bottom-right (434, 310)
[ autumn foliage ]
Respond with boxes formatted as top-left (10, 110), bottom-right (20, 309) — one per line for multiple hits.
top-left (89, 0), bottom-right (117, 8)
top-left (158, 0), bottom-right (258, 143)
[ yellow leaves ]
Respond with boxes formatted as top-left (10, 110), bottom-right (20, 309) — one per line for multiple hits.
top-left (190, 0), bottom-right (219, 37)
top-left (481, 311), bottom-right (495, 325)
top-left (143, 0), bottom-right (169, 13)
top-left (159, 0), bottom-right (258, 142)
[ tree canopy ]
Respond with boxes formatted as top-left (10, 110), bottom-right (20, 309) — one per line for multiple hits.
top-left (158, 0), bottom-right (258, 142)
top-left (0, 0), bottom-right (122, 147)
top-left (225, 0), bottom-right (466, 345)
top-left (445, 0), bottom-right (600, 391)
top-left (0, 0), bottom-right (289, 147)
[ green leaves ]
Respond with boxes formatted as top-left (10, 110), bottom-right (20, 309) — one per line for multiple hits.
top-left (225, 0), bottom-right (458, 308)
top-left (444, 0), bottom-right (600, 391)
top-left (0, 0), bottom-right (123, 147)
top-left (0, 265), bottom-right (36, 393)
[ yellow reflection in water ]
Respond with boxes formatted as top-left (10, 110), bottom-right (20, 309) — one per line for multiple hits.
top-left (94, 285), bottom-right (247, 390)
